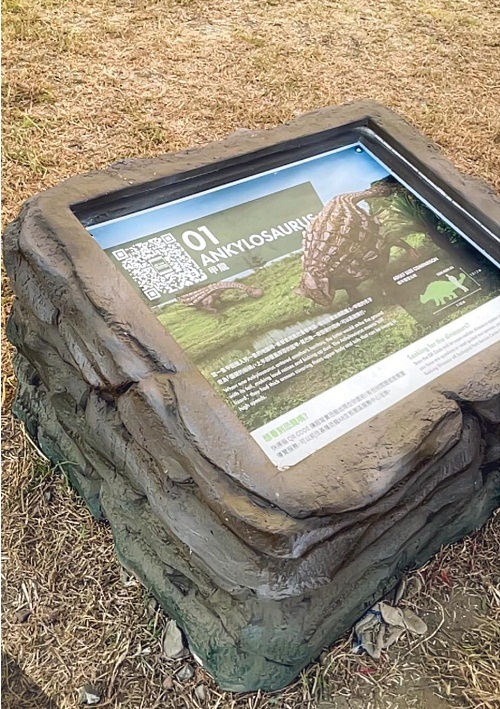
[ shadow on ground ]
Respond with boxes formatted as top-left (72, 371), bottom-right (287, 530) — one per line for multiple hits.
top-left (1, 652), bottom-right (59, 709)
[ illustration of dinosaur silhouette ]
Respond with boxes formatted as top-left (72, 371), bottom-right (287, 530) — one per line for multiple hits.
top-left (296, 177), bottom-right (417, 307)
top-left (178, 281), bottom-right (264, 313)
top-left (446, 273), bottom-right (469, 292)
top-left (420, 273), bottom-right (468, 307)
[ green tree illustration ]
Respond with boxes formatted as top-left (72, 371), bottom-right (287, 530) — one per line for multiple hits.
top-left (369, 190), bottom-right (461, 253)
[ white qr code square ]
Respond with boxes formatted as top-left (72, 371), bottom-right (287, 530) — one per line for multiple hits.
top-left (112, 234), bottom-right (207, 301)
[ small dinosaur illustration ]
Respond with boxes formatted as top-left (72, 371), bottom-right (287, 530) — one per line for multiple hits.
top-left (178, 280), bottom-right (263, 313)
top-left (446, 273), bottom-right (469, 292)
top-left (420, 273), bottom-right (468, 307)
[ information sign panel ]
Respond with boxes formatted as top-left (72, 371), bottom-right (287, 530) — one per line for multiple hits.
top-left (89, 143), bottom-right (500, 468)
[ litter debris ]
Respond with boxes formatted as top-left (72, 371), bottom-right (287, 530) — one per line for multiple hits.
top-left (401, 608), bottom-right (428, 636)
top-left (146, 596), bottom-right (159, 619)
top-left (162, 675), bottom-right (173, 691)
top-left (77, 684), bottom-right (101, 705)
top-left (119, 567), bottom-right (138, 588)
top-left (353, 588), bottom-right (428, 660)
top-left (405, 575), bottom-right (424, 599)
top-left (191, 649), bottom-right (204, 667)
top-left (162, 619), bottom-right (187, 659)
top-left (177, 664), bottom-right (195, 681)
top-left (22, 426), bottom-right (50, 462)
top-left (394, 578), bottom-right (406, 605)
top-left (15, 607), bottom-right (31, 623)
top-left (194, 684), bottom-right (207, 701)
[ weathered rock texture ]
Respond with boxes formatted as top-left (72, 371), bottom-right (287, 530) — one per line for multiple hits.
top-left (4, 102), bottom-right (500, 691)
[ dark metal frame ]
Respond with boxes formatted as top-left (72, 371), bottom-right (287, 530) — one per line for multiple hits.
top-left (72, 102), bottom-right (500, 265)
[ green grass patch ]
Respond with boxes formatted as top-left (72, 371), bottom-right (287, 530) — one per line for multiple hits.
top-left (157, 254), bottom-right (325, 361)
top-left (201, 305), bottom-right (421, 430)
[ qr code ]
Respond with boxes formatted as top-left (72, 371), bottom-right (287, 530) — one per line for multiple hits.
top-left (112, 233), bottom-right (207, 301)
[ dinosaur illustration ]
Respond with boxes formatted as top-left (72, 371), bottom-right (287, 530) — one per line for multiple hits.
top-left (446, 273), bottom-right (469, 292)
top-left (178, 281), bottom-right (264, 313)
top-left (295, 177), bottom-right (417, 306)
top-left (420, 273), bottom-right (468, 307)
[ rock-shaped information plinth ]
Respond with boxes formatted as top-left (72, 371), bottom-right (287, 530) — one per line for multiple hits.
top-left (4, 102), bottom-right (500, 691)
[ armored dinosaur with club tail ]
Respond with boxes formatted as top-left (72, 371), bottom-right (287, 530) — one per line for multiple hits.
top-left (178, 281), bottom-right (264, 313)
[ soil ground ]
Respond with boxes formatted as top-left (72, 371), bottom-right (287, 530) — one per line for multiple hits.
top-left (2, 0), bottom-right (499, 707)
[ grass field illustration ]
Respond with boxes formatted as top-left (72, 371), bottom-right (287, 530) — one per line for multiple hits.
top-left (157, 218), bottom-right (498, 430)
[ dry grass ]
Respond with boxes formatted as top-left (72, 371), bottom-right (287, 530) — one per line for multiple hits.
top-left (2, 0), bottom-right (500, 706)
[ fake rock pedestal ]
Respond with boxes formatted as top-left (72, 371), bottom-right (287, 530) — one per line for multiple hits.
top-left (4, 103), bottom-right (500, 691)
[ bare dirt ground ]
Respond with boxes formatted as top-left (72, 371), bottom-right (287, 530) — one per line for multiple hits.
top-left (2, 0), bottom-right (500, 707)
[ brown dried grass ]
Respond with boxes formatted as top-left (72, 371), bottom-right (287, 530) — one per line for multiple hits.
top-left (2, 0), bottom-right (500, 707)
